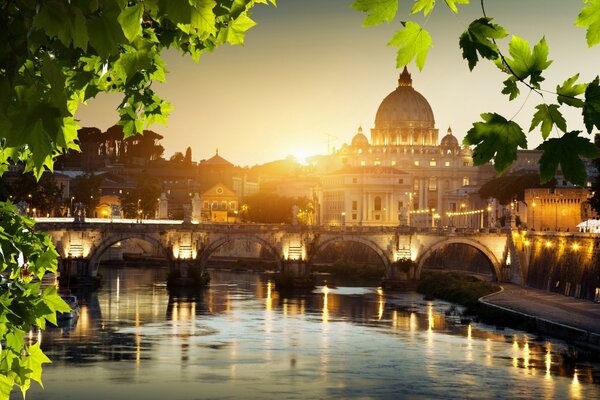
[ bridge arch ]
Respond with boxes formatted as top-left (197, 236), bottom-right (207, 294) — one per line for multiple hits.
top-left (199, 235), bottom-right (283, 270)
top-left (415, 237), bottom-right (501, 280)
top-left (309, 236), bottom-right (391, 272)
top-left (88, 233), bottom-right (174, 275)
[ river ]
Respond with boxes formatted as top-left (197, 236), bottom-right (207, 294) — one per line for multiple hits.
top-left (26, 266), bottom-right (600, 399)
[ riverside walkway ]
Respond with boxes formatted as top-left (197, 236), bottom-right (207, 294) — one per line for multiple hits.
top-left (481, 284), bottom-right (600, 343)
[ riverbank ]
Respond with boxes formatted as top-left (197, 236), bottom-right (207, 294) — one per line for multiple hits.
top-left (481, 284), bottom-right (600, 350)
top-left (417, 272), bottom-right (600, 353)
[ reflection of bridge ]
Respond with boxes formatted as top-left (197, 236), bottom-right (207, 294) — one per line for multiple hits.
top-left (35, 219), bottom-right (518, 282)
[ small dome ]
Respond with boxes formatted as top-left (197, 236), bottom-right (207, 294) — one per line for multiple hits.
top-left (351, 126), bottom-right (369, 147)
top-left (374, 67), bottom-right (435, 129)
top-left (440, 127), bottom-right (459, 148)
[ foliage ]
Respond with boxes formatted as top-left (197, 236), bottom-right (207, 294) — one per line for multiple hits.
top-left (119, 177), bottom-right (161, 219)
top-left (478, 172), bottom-right (554, 204)
top-left (417, 271), bottom-right (499, 311)
top-left (0, 202), bottom-right (71, 398)
top-left (393, 257), bottom-right (416, 273)
top-left (1, 172), bottom-right (64, 217)
top-left (71, 173), bottom-right (103, 217)
top-left (0, 0), bottom-right (275, 178)
top-left (0, 0), bottom-right (275, 396)
top-left (241, 193), bottom-right (311, 224)
top-left (351, 0), bottom-right (600, 186)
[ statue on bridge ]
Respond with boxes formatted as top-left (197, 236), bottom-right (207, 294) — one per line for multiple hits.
top-left (73, 202), bottom-right (85, 223)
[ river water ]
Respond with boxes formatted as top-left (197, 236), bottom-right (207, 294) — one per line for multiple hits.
top-left (26, 267), bottom-right (600, 399)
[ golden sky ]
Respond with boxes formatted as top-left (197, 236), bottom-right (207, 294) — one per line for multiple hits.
top-left (75, 0), bottom-right (598, 166)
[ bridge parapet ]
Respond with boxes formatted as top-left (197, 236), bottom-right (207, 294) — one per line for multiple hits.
top-left (35, 219), bottom-right (515, 283)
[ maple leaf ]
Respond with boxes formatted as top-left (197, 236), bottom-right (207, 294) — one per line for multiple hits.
top-left (352, 0), bottom-right (398, 27)
top-left (463, 113), bottom-right (527, 173)
top-left (557, 74), bottom-right (588, 108)
top-left (388, 21), bottom-right (433, 71)
top-left (583, 76), bottom-right (600, 133)
top-left (537, 131), bottom-right (600, 185)
top-left (576, 0), bottom-right (600, 47)
top-left (459, 18), bottom-right (507, 70)
top-left (529, 104), bottom-right (567, 139)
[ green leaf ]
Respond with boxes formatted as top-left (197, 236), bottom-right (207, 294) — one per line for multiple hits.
top-left (459, 18), bottom-right (508, 70)
top-left (537, 131), bottom-right (600, 185)
top-left (501, 76), bottom-right (520, 100)
top-left (216, 12), bottom-right (256, 45)
top-left (352, 0), bottom-right (399, 27)
top-left (23, 343), bottom-right (51, 386)
top-left (118, 3), bottom-right (144, 42)
top-left (33, 2), bottom-right (89, 50)
top-left (576, 0), bottom-right (600, 47)
top-left (0, 375), bottom-right (13, 400)
top-left (41, 287), bottom-right (71, 314)
top-left (190, 0), bottom-right (217, 35)
top-left (158, 0), bottom-right (193, 24)
top-left (583, 76), bottom-right (600, 133)
top-left (499, 36), bottom-right (552, 88)
top-left (463, 112), bottom-right (527, 173)
top-left (529, 104), bottom-right (567, 139)
top-left (444, 0), bottom-right (469, 14)
top-left (87, 10), bottom-right (127, 58)
top-left (557, 74), bottom-right (588, 108)
top-left (388, 21), bottom-right (433, 70)
top-left (411, 0), bottom-right (435, 16)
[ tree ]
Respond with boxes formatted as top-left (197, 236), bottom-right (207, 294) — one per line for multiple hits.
top-left (71, 173), bottom-right (103, 217)
top-left (242, 193), bottom-right (311, 224)
top-left (352, 0), bottom-right (600, 186)
top-left (120, 178), bottom-right (161, 219)
top-left (3, 172), bottom-right (64, 217)
top-left (0, 1), bottom-right (275, 396)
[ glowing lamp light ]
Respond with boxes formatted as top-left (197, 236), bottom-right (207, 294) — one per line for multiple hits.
top-left (545, 241), bottom-right (552, 249)
top-left (524, 240), bottom-right (530, 246)
top-left (572, 243), bottom-right (580, 251)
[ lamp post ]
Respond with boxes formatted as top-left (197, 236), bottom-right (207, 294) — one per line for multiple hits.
top-left (68, 196), bottom-right (75, 217)
top-left (341, 211), bottom-right (346, 226)
top-left (137, 198), bottom-right (141, 223)
top-left (531, 200), bottom-right (536, 230)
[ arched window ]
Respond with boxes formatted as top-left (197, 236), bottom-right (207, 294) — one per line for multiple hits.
top-left (374, 196), bottom-right (382, 211)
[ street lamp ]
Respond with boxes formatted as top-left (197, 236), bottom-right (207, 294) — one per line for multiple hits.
top-left (531, 200), bottom-right (536, 230)
top-left (137, 198), bottom-right (141, 222)
top-left (341, 211), bottom-right (346, 226)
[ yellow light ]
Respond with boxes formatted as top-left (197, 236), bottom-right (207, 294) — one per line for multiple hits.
top-left (524, 240), bottom-right (530, 246)
top-left (572, 243), bottom-right (580, 251)
top-left (545, 241), bottom-right (552, 248)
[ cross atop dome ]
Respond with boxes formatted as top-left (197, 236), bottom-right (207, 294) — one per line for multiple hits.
top-left (398, 66), bottom-right (412, 87)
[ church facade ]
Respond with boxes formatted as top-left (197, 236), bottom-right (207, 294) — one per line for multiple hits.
top-left (315, 68), bottom-right (495, 226)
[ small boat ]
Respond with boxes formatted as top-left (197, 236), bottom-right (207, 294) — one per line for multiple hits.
top-left (57, 294), bottom-right (80, 320)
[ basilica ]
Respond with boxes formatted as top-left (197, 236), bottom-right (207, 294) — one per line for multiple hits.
top-left (315, 68), bottom-right (495, 226)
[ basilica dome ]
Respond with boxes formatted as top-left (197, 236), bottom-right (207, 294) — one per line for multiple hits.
top-left (351, 127), bottom-right (369, 147)
top-left (440, 127), bottom-right (459, 148)
top-left (374, 67), bottom-right (435, 129)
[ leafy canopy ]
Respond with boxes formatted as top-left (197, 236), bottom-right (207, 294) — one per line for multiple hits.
top-left (0, 0), bottom-right (275, 179)
top-left (352, 0), bottom-right (600, 186)
top-left (0, 1), bottom-right (275, 398)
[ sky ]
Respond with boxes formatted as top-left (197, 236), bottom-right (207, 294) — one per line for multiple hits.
top-left (75, 0), bottom-right (598, 167)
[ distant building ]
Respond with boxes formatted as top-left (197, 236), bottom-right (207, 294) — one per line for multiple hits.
top-left (200, 183), bottom-right (239, 222)
top-left (524, 187), bottom-right (592, 231)
top-left (313, 68), bottom-right (495, 226)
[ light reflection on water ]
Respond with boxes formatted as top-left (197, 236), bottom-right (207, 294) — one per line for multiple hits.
top-left (26, 267), bottom-right (600, 400)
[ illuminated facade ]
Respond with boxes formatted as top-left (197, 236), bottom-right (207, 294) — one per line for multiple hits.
top-left (316, 68), bottom-right (494, 226)
top-left (524, 187), bottom-right (593, 231)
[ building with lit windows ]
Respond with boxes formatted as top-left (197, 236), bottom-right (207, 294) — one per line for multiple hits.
top-left (315, 68), bottom-right (495, 226)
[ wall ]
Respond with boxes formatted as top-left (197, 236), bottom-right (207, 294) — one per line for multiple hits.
top-left (514, 232), bottom-right (600, 301)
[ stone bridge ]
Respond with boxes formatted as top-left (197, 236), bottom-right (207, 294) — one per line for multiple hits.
top-left (35, 219), bottom-right (517, 283)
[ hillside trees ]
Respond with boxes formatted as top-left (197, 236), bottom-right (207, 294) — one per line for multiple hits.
top-left (0, 1), bottom-right (275, 397)
top-left (352, 0), bottom-right (600, 186)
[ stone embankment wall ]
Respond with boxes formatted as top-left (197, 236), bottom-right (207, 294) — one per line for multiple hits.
top-left (513, 232), bottom-right (600, 301)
